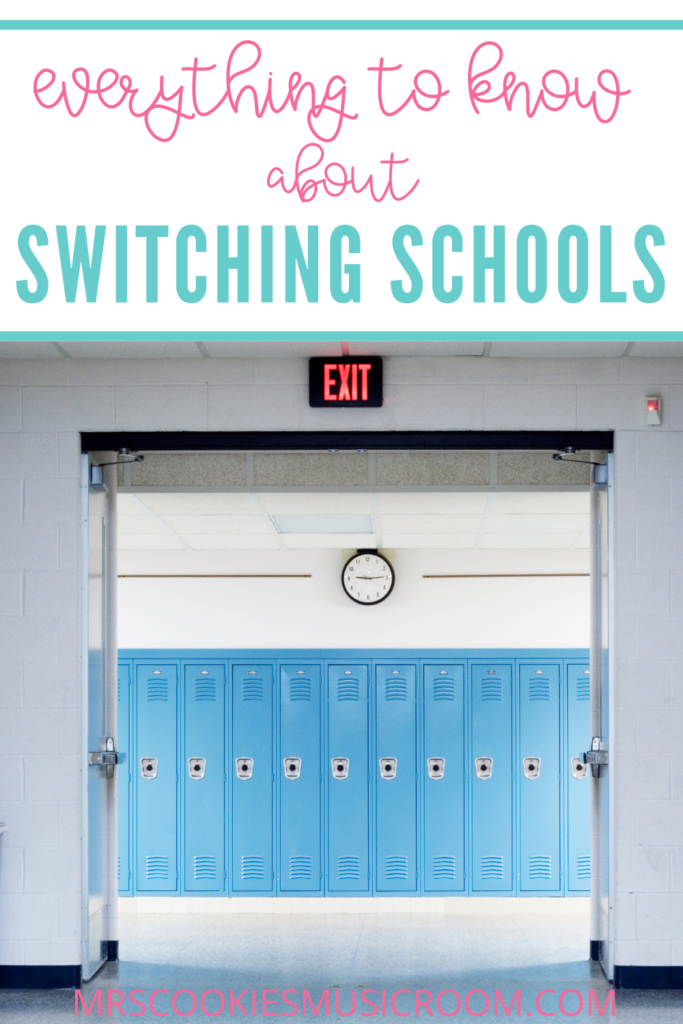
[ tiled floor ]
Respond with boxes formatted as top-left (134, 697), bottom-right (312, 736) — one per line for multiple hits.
top-left (1, 911), bottom-right (682, 1021)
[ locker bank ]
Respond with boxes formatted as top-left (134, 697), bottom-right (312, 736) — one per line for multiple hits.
top-left (117, 650), bottom-right (591, 899)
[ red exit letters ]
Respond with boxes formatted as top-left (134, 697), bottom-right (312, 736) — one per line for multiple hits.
top-left (323, 362), bottom-right (371, 401)
top-left (309, 357), bottom-right (383, 407)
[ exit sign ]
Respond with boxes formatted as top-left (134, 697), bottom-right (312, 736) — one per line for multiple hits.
top-left (309, 357), bottom-right (383, 408)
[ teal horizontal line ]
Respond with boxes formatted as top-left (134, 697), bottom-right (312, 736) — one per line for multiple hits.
top-left (0, 20), bottom-right (681, 30)
top-left (2, 332), bottom-right (682, 342)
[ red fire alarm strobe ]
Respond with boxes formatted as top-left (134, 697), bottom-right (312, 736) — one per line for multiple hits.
top-left (309, 357), bottom-right (383, 407)
top-left (646, 397), bottom-right (662, 425)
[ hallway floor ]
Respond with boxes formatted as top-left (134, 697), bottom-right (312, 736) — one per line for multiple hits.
top-left (1, 910), bottom-right (682, 1022)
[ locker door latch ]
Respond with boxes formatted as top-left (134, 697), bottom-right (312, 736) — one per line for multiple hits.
top-left (140, 757), bottom-right (158, 779)
top-left (571, 757), bottom-right (588, 779)
top-left (236, 757), bottom-right (254, 779)
top-left (583, 737), bottom-right (608, 776)
top-left (379, 757), bottom-right (397, 779)
top-left (331, 757), bottom-right (349, 779)
top-left (283, 757), bottom-right (302, 779)
top-left (522, 757), bottom-right (541, 779)
top-left (427, 757), bottom-right (445, 779)
top-left (88, 738), bottom-right (126, 778)
top-left (188, 757), bottom-right (206, 779)
top-left (475, 757), bottom-right (493, 779)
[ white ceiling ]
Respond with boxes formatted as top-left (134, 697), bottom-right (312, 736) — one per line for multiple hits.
top-left (117, 490), bottom-right (589, 552)
top-left (3, 341), bottom-right (683, 359)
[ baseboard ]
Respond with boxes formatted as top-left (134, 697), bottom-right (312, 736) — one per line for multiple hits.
top-left (614, 965), bottom-right (683, 990)
top-left (119, 895), bottom-right (591, 915)
top-left (590, 939), bottom-right (603, 961)
top-left (0, 965), bottom-right (82, 989)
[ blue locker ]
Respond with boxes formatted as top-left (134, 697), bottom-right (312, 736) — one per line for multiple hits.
top-left (376, 663), bottom-right (417, 892)
top-left (135, 663), bottom-right (178, 892)
top-left (280, 664), bottom-right (322, 892)
top-left (327, 664), bottom-right (369, 892)
top-left (423, 664), bottom-right (465, 892)
top-left (471, 663), bottom-right (513, 891)
top-left (232, 663), bottom-right (275, 892)
top-left (183, 664), bottom-right (225, 892)
top-left (117, 663), bottom-right (131, 894)
top-left (519, 663), bottom-right (561, 891)
top-left (567, 663), bottom-right (591, 891)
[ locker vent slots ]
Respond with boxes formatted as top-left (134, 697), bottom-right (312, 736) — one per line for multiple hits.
top-left (384, 678), bottom-right (408, 700)
top-left (432, 677), bottom-right (455, 700)
top-left (480, 856), bottom-right (504, 879)
top-left (194, 679), bottom-right (216, 701)
top-left (289, 678), bottom-right (313, 701)
top-left (146, 678), bottom-right (168, 701)
top-left (385, 856), bottom-right (409, 880)
top-left (193, 856), bottom-right (217, 880)
top-left (480, 678), bottom-right (503, 701)
top-left (241, 678), bottom-right (264, 701)
top-left (433, 856), bottom-right (458, 879)
top-left (337, 678), bottom-right (360, 701)
top-left (241, 856), bottom-right (265, 880)
top-left (289, 856), bottom-right (313, 880)
top-left (146, 855), bottom-right (169, 880)
top-left (576, 677), bottom-right (590, 700)
top-left (577, 856), bottom-right (591, 880)
top-left (528, 677), bottom-right (551, 701)
top-left (528, 856), bottom-right (552, 880)
top-left (338, 856), bottom-right (361, 880)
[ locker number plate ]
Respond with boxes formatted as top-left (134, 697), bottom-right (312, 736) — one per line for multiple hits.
top-left (571, 757), bottom-right (588, 779)
top-left (475, 757), bottom-right (493, 779)
top-left (427, 757), bottom-right (446, 779)
top-left (379, 757), bottom-right (397, 779)
top-left (522, 757), bottom-right (541, 779)
top-left (236, 757), bottom-right (254, 780)
top-left (140, 757), bottom-right (158, 779)
top-left (283, 757), bottom-right (301, 779)
top-left (188, 757), bottom-right (206, 779)
top-left (331, 757), bottom-right (349, 779)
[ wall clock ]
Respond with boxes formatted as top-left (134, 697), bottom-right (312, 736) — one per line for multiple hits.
top-left (341, 550), bottom-right (395, 605)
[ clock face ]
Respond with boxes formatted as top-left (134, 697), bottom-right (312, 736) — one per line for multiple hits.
top-left (342, 552), bottom-right (395, 605)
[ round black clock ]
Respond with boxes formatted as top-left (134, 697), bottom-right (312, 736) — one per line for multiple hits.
top-left (341, 551), bottom-right (395, 605)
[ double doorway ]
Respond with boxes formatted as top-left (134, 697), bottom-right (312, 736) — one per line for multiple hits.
top-left (82, 429), bottom-right (613, 979)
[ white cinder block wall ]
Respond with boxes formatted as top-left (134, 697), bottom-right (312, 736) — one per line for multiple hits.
top-left (0, 353), bottom-right (681, 971)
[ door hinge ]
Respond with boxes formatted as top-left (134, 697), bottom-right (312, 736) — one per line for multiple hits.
top-left (367, 871), bottom-right (371, 879)
top-left (223, 774), bottom-right (227, 782)
top-left (224, 871), bottom-right (227, 879)
top-left (176, 871), bottom-right (179, 878)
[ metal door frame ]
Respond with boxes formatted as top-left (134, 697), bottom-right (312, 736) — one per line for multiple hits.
top-left (83, 429), bottom-right (614, 978)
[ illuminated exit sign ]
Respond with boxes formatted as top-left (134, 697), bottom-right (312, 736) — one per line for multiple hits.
top-left (309, 357), bottom-right (383, 408)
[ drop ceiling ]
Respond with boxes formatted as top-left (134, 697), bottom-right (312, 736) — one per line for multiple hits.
top-left (117, 490), bottom-right (589, 552)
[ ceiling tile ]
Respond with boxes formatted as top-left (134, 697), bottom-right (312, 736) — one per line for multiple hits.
top-left (282, 533), bottom-right (377, 549)
top-left (136, 493), bottom-right (256, 514)
top-left (481, 534), bottom-right (578, 549)
top-left (382, 534), bottom-right (477, 548)
top-left (182, 534), bottom-right (281, 550)
top-left (380, 514), bottom-right (483, 533)
top-left (257, 493), bottom-right (372, 514)
top-left (486, 514), bottom-right (588, 533)
top-left (493, 492), bottom-right (589, 514)
top-left (164, 514), bottom-right (270, 534)
top-left (117, 534), bottom-right (185, 549)
top-left (376, 493), bottom-right (490, 513)
top-left (118, 516), bottom-right (168, 535)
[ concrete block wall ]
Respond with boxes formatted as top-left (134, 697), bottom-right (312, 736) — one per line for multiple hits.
top-left (0, 353), bottom-right (682, 969)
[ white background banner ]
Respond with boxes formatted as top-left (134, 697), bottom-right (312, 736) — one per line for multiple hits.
top-left (1, 7), bottom-right (680, 337)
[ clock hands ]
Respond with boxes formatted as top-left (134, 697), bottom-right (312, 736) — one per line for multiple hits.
top-left (355, 575), bottom-right (386, 580)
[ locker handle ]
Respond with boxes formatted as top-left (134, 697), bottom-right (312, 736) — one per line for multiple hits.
top-left (188, 757), bottom-right (206, 779)
top-left (283, 757), bottom-right (302, 779)
top-left (140, 757), bottom-right (158, 779)
top-left (522, 757), bottom-right (541, 780)
top-left (474, 757), bottom-right (492, 779)
top-left (379, 757), bottom-right (397, 779)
